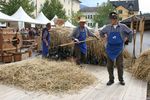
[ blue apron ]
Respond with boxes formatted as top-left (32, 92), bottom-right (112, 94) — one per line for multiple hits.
top-left (106, 32), bottom-right (123, 61)
top-left (42, 29), bottom-right (50, 57)
top-left (77, 29), bottom-right (87, 55)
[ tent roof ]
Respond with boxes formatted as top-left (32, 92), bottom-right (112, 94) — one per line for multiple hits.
top-left (64, 21), bottom-right (76, 28)
top-left (99, 25), bottom-right (106, 31)
top-left (0, 11), bottom-right (18, 22)
top-left (51, 15), bottom-right (58, 21)
top-left (51, 15), bottom-right (58, 25)
top-left (35, 12), bottom-right (51, 25)
top-left (11, 7), bottom-right (39, 24)
top-left (85, 24), bottom-right (93, 30)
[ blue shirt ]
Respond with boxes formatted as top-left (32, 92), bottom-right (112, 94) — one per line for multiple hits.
top-left (100, 23), bottom-right (133, 42)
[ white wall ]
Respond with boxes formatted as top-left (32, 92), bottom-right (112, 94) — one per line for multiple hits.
top-left (60, 0), bottom-right (80, 17)
top-left (33, 0), bottom-right (45, 17)
top-left (33, 0), bottom-right (80, 17)
top-left (83, 12), bottom-right (96, 27)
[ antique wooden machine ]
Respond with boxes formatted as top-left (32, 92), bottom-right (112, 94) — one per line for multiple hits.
top-left (0, 28), bottom-right (28, 63)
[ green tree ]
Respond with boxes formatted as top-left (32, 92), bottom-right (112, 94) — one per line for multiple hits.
top-left (94, 2), bottom-right (115, 27)
top-left (0, 0), bottom-right (35, 16)
top-left (41, 0), bottom-right (67, 20)
top-left (71, 11), bottom-right (84, 26)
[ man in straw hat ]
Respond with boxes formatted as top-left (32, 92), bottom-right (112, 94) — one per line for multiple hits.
top-left (42, 23), bottom-right (51, 58)
top-left (71, 17), bottom-right (99, 67)
top-left (100, 12), bottom-right (132, 86)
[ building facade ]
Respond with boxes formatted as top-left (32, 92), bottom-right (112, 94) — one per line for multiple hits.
top-left (110, 0), bottom-right (139, 20)
top-left (80, 7), bottom-right (98, 27)
top-left (33, 0), bottom-right (81, 17)
top-left (80, 0), bottom-right (139, 27)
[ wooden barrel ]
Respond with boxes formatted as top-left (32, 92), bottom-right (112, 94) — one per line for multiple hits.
top-left (3, 54), bottom-right (13, 63)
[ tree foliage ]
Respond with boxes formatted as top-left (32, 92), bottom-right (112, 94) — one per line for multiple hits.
top-left (94, 2), bottom-right (115, 27)
top-left (71, 11), bottom-right (84, 26)
top-left (0, 0), bottom-right (35, 16)
top-left (41, 0), bottom-right (67, 20)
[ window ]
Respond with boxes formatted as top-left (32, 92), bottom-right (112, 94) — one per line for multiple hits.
top-left (40, 4), bottom-right (43, 8)
top-left (119, 17), bottom-right (122, 21)
top-left (88, 23), bottom-right (90, 26)
top-left (90, 15), bottom-right (93, 19)
top-left (88, 15), bottom-right (90, 19)
top-left (68, 10), bottom-right (70, 15)
top-left (85, 15), bottom-right (88, 19)
top-left (118, 10), bottom-right (123, 14)
top-left (90, 23), bottom-right (92, 27)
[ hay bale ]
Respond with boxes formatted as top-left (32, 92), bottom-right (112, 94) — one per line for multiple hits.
top-left (123, 49), bottom-right (132, 59)
top-left (0, 58), bottom-right (96, 93)
top-left (123, 49), bottom-right (132, 71)
top-left (132, 50), bottom-right (150, 81)
top-left (50, 27), bottom-right (73, 48)
top-left (86, 38), bottom-right (107, 65)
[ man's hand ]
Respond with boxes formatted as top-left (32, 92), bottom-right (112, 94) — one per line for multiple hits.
top-left (46, 42), bottom-right (49, 47)
top-left (124, 37), bottom-right (129, 45)
top-left (124, 37), bottom-right (128, 42)
top-left (74, 38), bottom-right (80, 44)
top-left (103, 34), bottom-right (108, 42)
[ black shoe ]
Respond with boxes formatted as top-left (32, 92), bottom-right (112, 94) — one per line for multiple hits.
top-left (120, 81), bottom-right (125, 85)
top-left (107, 81), bottom-right (114, 86)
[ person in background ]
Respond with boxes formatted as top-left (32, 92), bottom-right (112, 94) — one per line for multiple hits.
top-left (42, 23), bottom-right (51, 58)
top-left (100, 12), bottom-right (132, 86)
top-left (70, 17), bottom-right (99, 67)
top-left (28, 27), bottom-right (35, 39)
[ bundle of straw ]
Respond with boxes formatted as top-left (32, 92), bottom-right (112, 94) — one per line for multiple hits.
top-left (0, 58), bottom-right (96, 93)
top-left (50, 27), bottom-right (73, 48)
top-left (132, 49), bottom-right (150, 81)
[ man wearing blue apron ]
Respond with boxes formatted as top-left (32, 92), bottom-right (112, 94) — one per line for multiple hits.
top-left (42, 23), bottom-right (51, 58)
top-left (100, 12), bottom-right (132, 85)
top-left (71, 17), bottom-right (99, 67)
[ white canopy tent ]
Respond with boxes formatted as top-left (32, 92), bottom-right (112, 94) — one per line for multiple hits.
top-left (51, 15), bottom-right (58, 25)
top-left (35, 12), bottom-right (52, 25)
top-left (11, 7), bottom-right (40, 24)
top-left (0, 11), bottom-right (18, 22)
top-left (85, 24), bottom-right (93, 30)
top-left (64, 21), bottom-right (76, 28)
top-left (98, 25), bottom-right (106, 31)
top-left (11, 7), bottom-right (41, 30)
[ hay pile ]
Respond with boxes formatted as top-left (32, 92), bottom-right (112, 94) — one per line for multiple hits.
top-left (132, 50), bottom-right (150, 81)
top-left (50, 27), bottom-right (73, 48)
top-left (86, 38), bottom-right (106, 65)
top-left (0, 58), bottom-right (96, 93)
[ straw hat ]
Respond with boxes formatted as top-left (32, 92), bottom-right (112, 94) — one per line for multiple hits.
top-left (78, 17), bottom-right (87, 23)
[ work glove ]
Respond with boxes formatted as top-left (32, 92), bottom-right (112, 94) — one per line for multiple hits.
top-left (125, 40), bottom-right (129, 45)
top-left (124, 37), bottom-right (129, 45)
top-left (74, 38), bottom-right (80, 44)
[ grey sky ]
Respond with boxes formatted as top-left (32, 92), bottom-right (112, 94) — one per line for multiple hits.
top-left (81, 0), bottom-right (150, 13)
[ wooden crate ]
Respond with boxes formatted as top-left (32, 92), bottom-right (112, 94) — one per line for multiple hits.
top-left (3, 54), bottom-right (13, 63)
top-left (22, 51), bottom-right (29, 60)
top-left (13, 52), bottom-right (22, 62)
top-left (0, 54), bottom-right (2, 62)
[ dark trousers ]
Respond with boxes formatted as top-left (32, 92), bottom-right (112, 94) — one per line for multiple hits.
top-left (73, 45), bottom-right (86, 65)
top-left (107, 52), bottom-right (124, 82)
